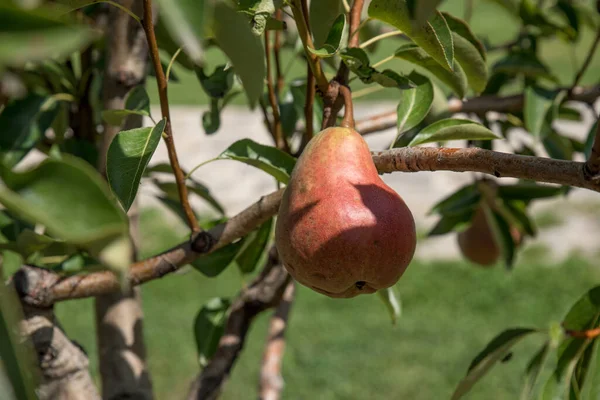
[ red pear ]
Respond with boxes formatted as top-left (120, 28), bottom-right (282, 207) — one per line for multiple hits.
top-left (275, 126), bottom-right (417, 298)
top-left (457, 205), bottom-right (499, 267)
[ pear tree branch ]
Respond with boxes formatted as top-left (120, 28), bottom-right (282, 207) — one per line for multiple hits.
top-left (355, 84), bottom-right (600, 135)
top-left (13, 145), bottom-right (600, 308)
top-left (186, 249), bottom-right (290, 400)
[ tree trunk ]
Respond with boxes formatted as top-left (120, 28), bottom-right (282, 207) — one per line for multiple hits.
top-left (94, 1), bottom-right (153, 399)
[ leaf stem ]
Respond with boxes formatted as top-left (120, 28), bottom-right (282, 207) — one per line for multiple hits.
top-left (165, 47), bottom-right (182, 83)
top-left (142, 0), bottom-right (200, 232)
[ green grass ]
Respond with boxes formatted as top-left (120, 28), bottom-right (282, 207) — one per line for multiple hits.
top-left (55, 207), bottom-right (600, 399)
top-left (149, 0), bottom-right (600, 106)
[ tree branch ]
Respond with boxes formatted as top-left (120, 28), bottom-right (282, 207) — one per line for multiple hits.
top-left (141, 0), bottom-right (199, 232)
top-left (186, 249), bottom-right (290, 400)
top-left (14, 145), bottom-right (600, 306)
top-left (264, 30), bottom-right (288, 152)
top-left (355, 84), bottom-right (600, 135)
top-left (18, 301), bottom-right (101, 399)
top-left (258, 280), bottom-right (295, 400)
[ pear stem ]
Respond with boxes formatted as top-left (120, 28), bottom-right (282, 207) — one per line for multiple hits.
top-left (339, 85), bottom-right (355, 128)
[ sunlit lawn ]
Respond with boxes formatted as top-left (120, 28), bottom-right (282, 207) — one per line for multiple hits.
top-left (56, 207), bottom-right (600, 399)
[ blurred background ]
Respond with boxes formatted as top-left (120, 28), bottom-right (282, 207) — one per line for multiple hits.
top-left (51, 0), bottom-right (600, 398)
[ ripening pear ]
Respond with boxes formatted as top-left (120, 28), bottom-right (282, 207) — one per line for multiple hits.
top-left (457, 205), bottom-right (500, 267)
top-left (275, 126), bottom-right (417, 298)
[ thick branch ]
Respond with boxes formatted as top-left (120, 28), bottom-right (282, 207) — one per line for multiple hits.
top-left (187, 249), bottom-right (290, 400)
top-left (258, 280), bottom-right (295, 400)
top-left (355, 85), bottom-right (600, 134)
top-left (14, 189), bottom-right (284, 307)
top-left (14, 146), bottom-right (600, 306)
top-left (141, 0), bottom-right (199, 232)
top-left (19, 304), bottom-right (100, 400)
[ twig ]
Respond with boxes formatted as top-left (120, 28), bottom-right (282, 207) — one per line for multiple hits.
top-left (354, 84), bottom-right (600, 135)
top-left (290, 0), bottom-right (328, 92)
top-left (259, 280), bottom-right (295, 400)
top-left (14, 145), bottom-right (600, 306)
top-left (322, 0), bottom-right (365, 129)
top-left (564, 326), bottom-right (600, 339)
top-left (274, 9), bottom-right (284, 94)
top-left (571, 28), bottom-right (600, 91)
top-left (141, 0), bottom-right (199, 232)
top-left (186, 249), bottom-right (290, 400)
top-left (265, 30), bottom-right (289, 152)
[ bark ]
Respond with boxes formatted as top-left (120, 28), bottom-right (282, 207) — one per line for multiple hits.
top-left (258, 281), bottom-right (295, 400)
top-left (187, 249), bottom-right (290, 400)
top-left (94, 1), bottom-right (153, 399)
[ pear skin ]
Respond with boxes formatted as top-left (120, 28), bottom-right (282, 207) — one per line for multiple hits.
top-left (275, 127), bottom-right (417, 298)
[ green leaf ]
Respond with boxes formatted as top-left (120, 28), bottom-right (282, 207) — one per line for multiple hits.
top-left (409, 118), bottom-right (499, 146)
top-left (212, 1), bottom-right (265, 108)
top-left (0, 280), bottom-right (38, 400)
top-left (428, 183), bottom-right (480, 216)
top-left (428, 209), bottom-right (475, 236)
top-left (493, 51), bottom-right (557, 81)
top-left (154, 0), bottom-right (208, 64)
top-left (377, 287), bottom-right (401, 325)
top-left (369, 0), bottom-right (454, 71)
top-left (0, 3), bottom-right (98, 67)
top-left (520, 341), bottom-right (552, 400)
top-left (191, 240), bottom-right (245, 277)
top-left (452, 328), bottom-right (537, 400)
top-left (497, 182), bottom-right (566, 201)
top-left (238, 0), bottom-right (278, 36)
top-left (448, 31), bottom-right (488, 94)
top-left (502, 200), bottom-right (536, 237)
top-left (0, 94), bottom-right (51, 168)
top-left (194, 297), bottom-right (230, 367)
top-left (235, 217), bottom-right (273, 274)
top-left (394, 44), bottom-right (467, 98)
top-left (580, 337), bottom-right (600, 399)
top-left (309, 0), bottom-right (344, 48)
top-left (216, 139), bottom-right (296, 184)
top-left (441, 12), bottom-right (486, 61)
top-left (154, 16), bottom-right (196, 70)
top-left (0, 155), bottom-right (130, 271)
top-left (524, 85), bottom-right (556, 139)
top-left (154, 179), bottom-right (225, 216)
top-left (307, 14), bottom-right (347, 58)
top-left (196, 65), bottom-right (235, 99)
top-left (406, 0), bottom-right (443, 25)
top-left (486, 206), bottom-right (516, 269)
top-left (341, 47), bottom-right (415, 90)
top-left (543, 130), bottom-right (574, 161)
top-left (202, 98), bottom-right (221, 135)
top-left (107, 119), bottom-right (166, 211)
top-left (393, 71), bottom-right (434, 146)
top-left (102, 86), bottom-right (152, 126)
top-left (584, 121), bottom-right (598, 160)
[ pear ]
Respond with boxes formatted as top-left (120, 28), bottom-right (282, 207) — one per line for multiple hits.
top-left (275, 126), bottom-right (417, 298)
top-left (457, 205), bottom-right (500, 267)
